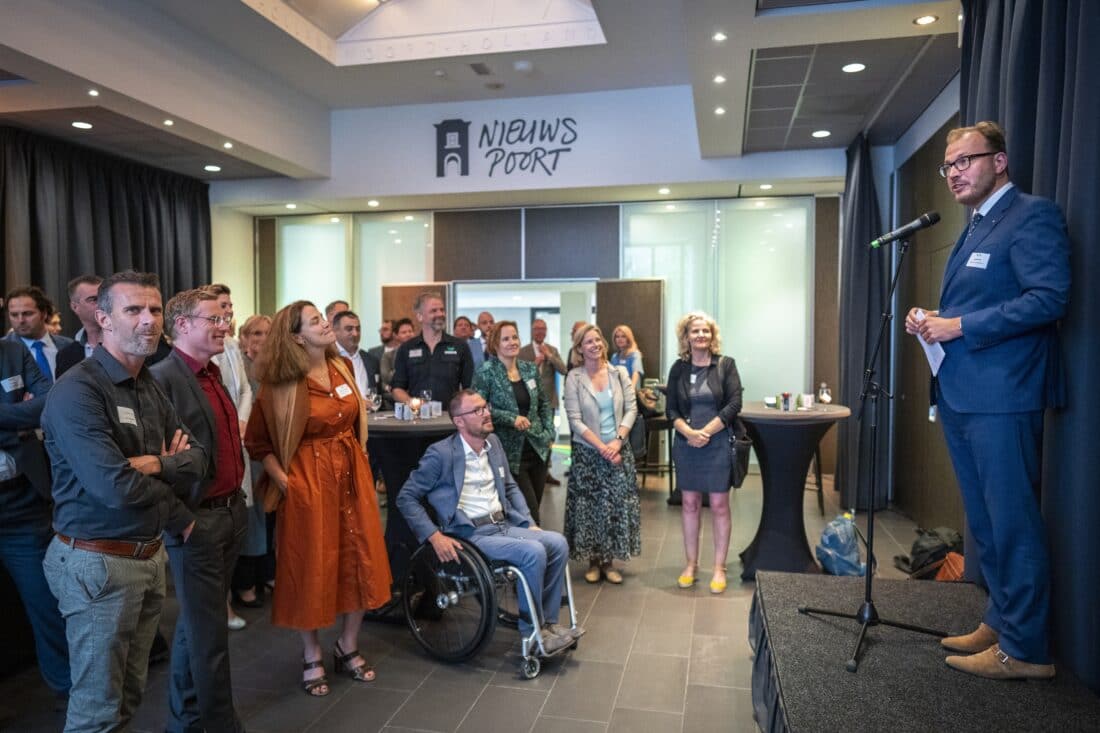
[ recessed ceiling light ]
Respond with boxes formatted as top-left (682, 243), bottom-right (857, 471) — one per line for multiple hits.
top-left (330, 217), bottom-right (341, 223)
top-left (914, 15), bottom-right (938, 25)
top-left (285, 203), bottom-right (297, 209)
top-left (842, 63), bottom-right (866, 73)
top-left (404, 215), bottom-right (414, 221)
top-left (812, 129), bottom-right (831, 138)
top-left (204, 165), bottom-right (221, 172)
top-left (759, 183), bottom-right (773, 190)
top-left (163, 119), bottom-right (174, 126)
top-left (714, 106), bottom-right (726, 116)
top-left (367, 200), bottom-right (380, 208)
top-left (223, 141), bottom-right (233, 149)
top-left (658, 187), bottom-right (671, 195)
top-left (712, 31), bottom-right (727, 42)
top-left (71, 121), bottom-right (93, 130)
top-left (713, 74), bottom-right (726, 84)
top-left (87, 89), bottom-right (99, 97)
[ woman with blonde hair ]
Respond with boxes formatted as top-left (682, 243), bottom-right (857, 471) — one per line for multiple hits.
top-left (665, 312), bottom-right (743, 594)
top-left (245, 301), bottom-right (391, 697)
top-left (472, 321), bottom-right (555, 524)
top-left (563, 324), bottom-right (641, 584)
top-left (610, 324), bottom-right (644, 391)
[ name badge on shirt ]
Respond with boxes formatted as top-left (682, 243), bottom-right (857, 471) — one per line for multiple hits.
top-left (1, 375), bottom-right (24, 392)
top-left (690, 373), bottom-right (697, 384)
top-left (497, 466), bottom-right (504, 478)
top-left (526, 378), bottom-right (537, 390)
top-left (335, 383), bottom-right (352, 398)
top-left (966, 252), bottom-right (990, 269)
top-left (117, 406), bottom-right (138, 426)
top-left (409, 348), bottom-right (423, 358)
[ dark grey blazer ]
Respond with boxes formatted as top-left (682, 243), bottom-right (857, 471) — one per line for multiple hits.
top-left (150, 350), bottom-right (234, 508)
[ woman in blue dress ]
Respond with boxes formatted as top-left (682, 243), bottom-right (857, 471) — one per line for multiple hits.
top-left (665, 313), bottom-right (743, 594)
top-left (610, 324), bottom-right (644, 392)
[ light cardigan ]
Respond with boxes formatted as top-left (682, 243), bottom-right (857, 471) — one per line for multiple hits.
top-left (251, 356), bottom-right (368, 511)
top-left (563, 363), bottom-right (636, 448)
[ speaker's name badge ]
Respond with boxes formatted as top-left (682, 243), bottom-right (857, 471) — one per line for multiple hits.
top-left (335, 383), bottom-right (352, 398)
top-left (117, 406), bottom-right (138, 426)
top-left (1, 375), bottom-right (24, 392)
top-left (966, 252), bottom-right (990, 269)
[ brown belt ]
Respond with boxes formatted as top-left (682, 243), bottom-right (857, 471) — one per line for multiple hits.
top-left (470, 510), bottom-right (505, 527)
top-left (56, 533), bottom-right (162, 560)
top-left (200, 489), bottom-right (241, 510)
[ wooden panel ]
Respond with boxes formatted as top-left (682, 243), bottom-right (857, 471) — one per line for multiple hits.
top-left (893, 115), bottom-right (965, 531)
top-left (813, 196), bottom-right (841, 474)
top-left (381, 282), bottom-right (451, 330)
top-left (595, 279), bottom-right (664, 378)
top-left (525, 205), bottom-right (619, 279)
top-left (433, 210), bottom-right (521, 281)
top-left (255, 218), bottom-right (276, 317)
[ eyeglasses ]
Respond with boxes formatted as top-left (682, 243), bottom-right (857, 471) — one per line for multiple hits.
top-left (452, 404), bottom-right (491, 418)
top-left (185, 314), bottom-right (231, 328)
top-left (938, 151), bottom-right (997, 178)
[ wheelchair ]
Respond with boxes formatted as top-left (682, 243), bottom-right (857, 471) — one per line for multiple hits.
top-left (401, 534), bottom-right (580, 679)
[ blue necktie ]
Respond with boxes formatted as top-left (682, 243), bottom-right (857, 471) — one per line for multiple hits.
top-left (31, 340), bottom-right (53, 384)
top-left (967, 212), bottom-right (983, 238)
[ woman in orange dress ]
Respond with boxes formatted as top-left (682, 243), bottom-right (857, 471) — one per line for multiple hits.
top-left (245, 300), bottom-right (391, 697)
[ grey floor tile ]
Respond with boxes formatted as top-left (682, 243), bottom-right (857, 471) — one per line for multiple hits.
top-left (693, 595), bottom-right (751, 638)
top-left (456, 684), bottom-right (546, 732)
top-left (243, 684), bottom-right (350, 732)
top-left (631, 626), bottom-right (692, 658)
top-left (570, 614), bottom-right (639, 664)
top-left (683, 684), bottom-right (756, 733)
top-left (614, 652), bottom-right (688, 714)
top-left (532, 716), bottom-right (608, 733)
top-left (388, 665), bottom-right (494, 732)
top-left (690, 634), bottom-right (752, 689)
top-left (608, 706), bottom-right (683, 733)
top-left (309, 686), bottom-right (411, 732)
top-left (546, 659), bottom-right (624, 723)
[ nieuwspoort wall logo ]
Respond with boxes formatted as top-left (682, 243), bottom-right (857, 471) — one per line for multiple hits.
top-left (435, 117), bottom-right (578, 178)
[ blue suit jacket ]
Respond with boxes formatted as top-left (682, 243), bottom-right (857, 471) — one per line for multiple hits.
top-left (936, 187), bottom-right (1070, 413)
top-left (397, 432), bottom-right (532, 544)
top-left (3, 332), bottom-right (75, 381)
top-left (0, 340), bottom-right (53, 498)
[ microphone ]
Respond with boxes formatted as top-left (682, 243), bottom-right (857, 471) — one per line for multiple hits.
top-left (870, 211), bottom-right (940, 248)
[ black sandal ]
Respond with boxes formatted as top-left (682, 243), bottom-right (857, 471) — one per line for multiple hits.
top-left (301, 659), bottom-right (330, 697)
top-left (333, 640), bottom-right (375, 682)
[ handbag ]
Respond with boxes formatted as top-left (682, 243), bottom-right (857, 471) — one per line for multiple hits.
top-left (728, 426), bottom-right (751, 489)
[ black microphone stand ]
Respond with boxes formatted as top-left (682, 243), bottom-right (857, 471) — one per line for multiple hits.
top-left (798, 237), bottom-right (946, 672)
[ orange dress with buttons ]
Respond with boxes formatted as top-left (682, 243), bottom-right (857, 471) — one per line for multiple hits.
top-left (246, 362), bottom-right (392, 630)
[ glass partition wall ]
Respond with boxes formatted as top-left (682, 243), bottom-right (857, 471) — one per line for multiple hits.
top-left (273, 197), bottom-right (814, 401)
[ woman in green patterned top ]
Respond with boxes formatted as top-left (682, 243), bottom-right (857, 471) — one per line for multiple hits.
top-left (472, 321), bottom-right (555, 524)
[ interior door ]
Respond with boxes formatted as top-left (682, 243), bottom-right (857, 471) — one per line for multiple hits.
top-left (595, 278), bottom-right (664, 378)
top-left (381, 282), bottom-right (451, 330)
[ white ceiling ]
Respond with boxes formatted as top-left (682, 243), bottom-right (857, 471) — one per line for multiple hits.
top-left (0, 0), bottom-right (961, 209)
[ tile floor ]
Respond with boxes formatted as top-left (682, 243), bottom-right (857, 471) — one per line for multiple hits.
top-left (0, 456), bottom-right (918, 733)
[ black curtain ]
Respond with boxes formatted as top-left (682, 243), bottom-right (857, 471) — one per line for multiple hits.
top-left (961, 0), bottom-right (1100, 692)
top-left (836, 134), bottom-right (890, 511)
top-left (1, 126), bottom-right (210, 331)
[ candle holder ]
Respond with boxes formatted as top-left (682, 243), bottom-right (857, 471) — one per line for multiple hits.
top-left (409, 397), bottom-right (422, 422)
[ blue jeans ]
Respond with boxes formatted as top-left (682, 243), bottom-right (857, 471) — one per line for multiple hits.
top-left (0, 529), bottom-right (70, 693)
top-left (43, 536), bottom-right (166, 733)
top-left (468, 525), bottom-right (568, 635)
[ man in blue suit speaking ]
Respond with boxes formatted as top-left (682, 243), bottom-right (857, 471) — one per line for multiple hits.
top-left (906, 121), bottom-right (1069, 680)
top-left (397, 388), bottom-right (582, 653)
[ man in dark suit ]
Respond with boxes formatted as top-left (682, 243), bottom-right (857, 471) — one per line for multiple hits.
top-left (398, 389), bottom-right (581, 652)
top-left (468, 311), bottom-right (494, 371)
top-left (4, 285), bottom-right (75, 383)
top-left (151, 288), bottom-right (247, 733)
top-left (366, 318), bottom-right (395, 365)
top-left (332, 309), bottom-right (382, 398)
top-left (906, 121), bottom-right (1070, 680)
top-left (0, 339), bottom-right (70, 699)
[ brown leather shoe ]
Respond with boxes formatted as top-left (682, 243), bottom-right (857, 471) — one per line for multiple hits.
top-left (945, 645), bottom-right (1055, 680)
top-left (941, 622), bottom-right (998, 653)
top-left (545, 474), bottom-right (562, 486)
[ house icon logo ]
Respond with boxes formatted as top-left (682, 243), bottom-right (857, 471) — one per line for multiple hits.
top-left (435, 119), bottom-right (471, 177)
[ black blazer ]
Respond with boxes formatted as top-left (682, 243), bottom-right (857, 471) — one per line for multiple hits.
top-left (0, 340), bottom-right (53, 499)
top-left (150, 350), bottom-right (235, 508)
top-left (56, 340), bottom-right (85, 378)
top-left (665, 354), bottom-right (744, 433)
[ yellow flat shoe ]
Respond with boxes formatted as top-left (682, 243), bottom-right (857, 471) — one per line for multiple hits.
top-left (709, 569), bottom-right (728, 594)
top-left (677, 565), bottom-right (698, 589)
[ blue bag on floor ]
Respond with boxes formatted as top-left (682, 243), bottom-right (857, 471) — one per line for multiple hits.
top-left (816, 513), bottom-right (866, 576)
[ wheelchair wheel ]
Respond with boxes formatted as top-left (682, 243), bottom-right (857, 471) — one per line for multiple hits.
top-left (403, 541), bottom-right (497, 663)
top-left (522, 656), bottom-right (541, 679)
top-left (493, 564), bottom-right (521, 629)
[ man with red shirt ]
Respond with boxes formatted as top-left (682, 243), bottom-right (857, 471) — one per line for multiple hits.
top-left (152, 289), bottom-right (246, 733)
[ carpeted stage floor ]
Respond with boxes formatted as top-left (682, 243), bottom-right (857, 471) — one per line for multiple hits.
top-left (751, 572), bottom-right (1100, 733)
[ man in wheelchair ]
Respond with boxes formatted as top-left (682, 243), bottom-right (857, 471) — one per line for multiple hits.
top-left (397, 389), bottom-right (584, 654)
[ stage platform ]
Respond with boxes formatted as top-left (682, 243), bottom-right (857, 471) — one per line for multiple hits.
top-left (749, 572), bottom-right (1100, 732)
